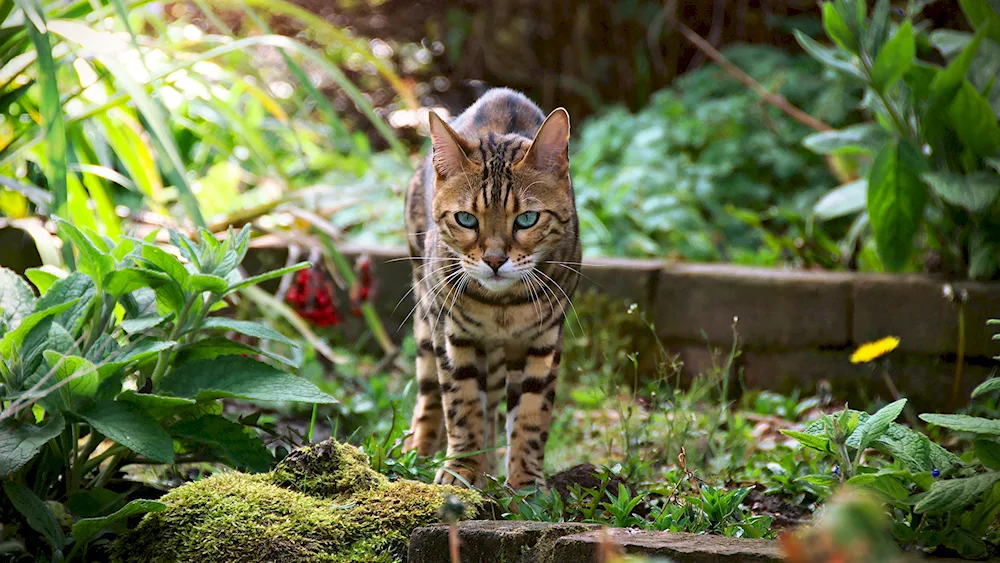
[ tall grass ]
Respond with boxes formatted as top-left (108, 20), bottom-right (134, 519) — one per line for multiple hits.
top-left (0, 0), bottom-right (410, 353)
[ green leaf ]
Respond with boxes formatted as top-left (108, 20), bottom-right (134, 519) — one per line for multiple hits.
top-left (74, 401), bottom-right (174, 463)
top-left (115, 389), bottom-right (196, 419)
top-left (921, 413), bottom-right (1000, 435)
top-left (42, 351), bottom-right (98, 399)
top-left (139, 244), bottom-right (189, 288)
top-left (823, 1), bottom-right (857, 53)
top-left (55, 218), bottom-right (113, 282)
top-left (187, 273), bottom-right (228, 294)
top-left (119, 314), bottom-right (172, 335)
top-left (794, 30), bottom-right (865, 79)
top-left (814, 179), bottom-right (867, 220)
top-left (33, 271), bottom-right (96, 334)
top-left (170, 415), bottom-right (273, 473)
top-left (975, 439), bottom-right (1000, 469)
top-left (949, 82), bottom-right (1000, 158)
top-left (2, 480), bottom-right (65, 550)
top-left (95, 340), bottom-right (176, 379)
top-left (0, 267), bottom-right (35, 329)
top-left (959, 0), bottom-right (1000, 44)
top-left (780, 429), bottom-right (830, 452)
top-left (916, 472), bottom-right (1000, 513)
top-left (871, 21), bottom-right (915, 91)
top-left (855, 399), bottom-right (907, 453)
top-left (0, 413), bottom-right (65, 477)
top-left (923, 171), bottom-right (1000, 213)
top-left (0, 300), bottom-right (76, 359)
top-left (176, 336), bottom-right (298, 368)
top-left (225, 262), bottom-right (310, 294)
top-left (802, 123), bottom-right (888, 155)
top-left (973, 377), bottom-right (1000, 398)
top-left (103, 268), bottom-right (170, 297)
top-left (929, 26), bottom-right (985, 112)
top-left (867, 140), bottom-right (928, 271)
top-left (197, 317), bottom-right (296, 348)
top-left (71, 499), bottom-right (165, 545)
top-left (24, 266), bottom-right (67, 296)
top-left (159, 356), bottom-right (336, 404)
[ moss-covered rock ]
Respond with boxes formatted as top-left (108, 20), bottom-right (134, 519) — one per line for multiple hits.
top-left (110, 439), bottom-right (482, 563)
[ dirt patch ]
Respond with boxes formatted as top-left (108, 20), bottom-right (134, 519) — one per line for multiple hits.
top-left (745, 488), bottom-right (812, 530)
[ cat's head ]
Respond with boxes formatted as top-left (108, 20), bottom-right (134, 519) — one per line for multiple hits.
top-left (428, 108), bottom-right (574, 294)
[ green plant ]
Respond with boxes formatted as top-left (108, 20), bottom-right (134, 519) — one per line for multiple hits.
top-left (800, 0), bottom-right (1000, 278)
top-left (0, 221), bottom-right (336, 560)
top-left (570, 44), bottom-right (858, 265)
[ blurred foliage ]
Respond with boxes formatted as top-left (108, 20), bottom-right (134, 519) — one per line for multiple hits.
top-left (570, 45), bottom-right (862, 264)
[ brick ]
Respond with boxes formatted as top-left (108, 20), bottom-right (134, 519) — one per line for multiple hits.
top-left (554, 529), bottom-right (782, 563)
top-left (656, 264), bottom-right (853, 350)
top-left (578, 257), bottom-right (664, 311)
top-left (852, 274), bottom-right (1000, 358)
top-left (408, 521), bottom-right (599, 563)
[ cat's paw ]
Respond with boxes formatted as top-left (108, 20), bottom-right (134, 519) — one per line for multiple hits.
top-left (505, 472), bottom-right (546, 492)
top-left (434, 464), bottom-right (481, 488)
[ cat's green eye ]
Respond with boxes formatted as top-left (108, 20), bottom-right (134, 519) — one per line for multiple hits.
top-left (455, 212), bottom-right (478, 229)
top-left (514, 211), bottom-right (539, 229)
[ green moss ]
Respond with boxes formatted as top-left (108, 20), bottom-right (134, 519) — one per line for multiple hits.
top-left (110, 440), bottom-right (482, 563)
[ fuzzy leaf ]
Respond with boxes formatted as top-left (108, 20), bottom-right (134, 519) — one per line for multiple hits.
top-left (225, 262), bottom-right (310, 294)
top-left (923, 171), bottom-right (1000, 213)
top-left (159, 356), bottom-right (336, 404)
top-left (916, 472), bottom-right (1000, 514)
top-left (780, 429), bottom-right (830, 452)
top-left (921, 413), bottom-right (1000, 436)
top-left (871, 20), bottom-right (915, 91)
top-left (103, 268), bottom-right (170, 297)
top-left (170, 415), bottom-right (273, 473)
top-left (71, 499), bottom-right (166, 544)
top-left (867, 140), bottom-right (928, 271)
top-left (0, 413), bottom-right (65, 477)
top-left (814, 179), bottom-right (867, 220)
top-left (119, 314), bottom-right (172, 335)
top-left (803, 124), bottom-right (887, 155)
top-left (33, 272), bottom-right (96, 334)
top-left (975, 439), bottom-right (1000, 470)
top-left (973, 377), bottom-right (1000, 398)
top-left (0, 267), bottom-right (36, 330)
top-left (187, 273), bottom-right (228, 294)
top-left (856, 399), bottom-right (907, 453)
top-left (2, 481), bottom-right (65, 550)
top-left (794, 30), bottom-right (865, 78)
top-left (74, 401), bottom-right (174, 463)
top-left (197, 317), bottom-right (296, 348)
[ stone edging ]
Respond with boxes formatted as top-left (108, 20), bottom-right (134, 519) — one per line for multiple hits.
top-left (244, 238), bottom-right (1000, 409)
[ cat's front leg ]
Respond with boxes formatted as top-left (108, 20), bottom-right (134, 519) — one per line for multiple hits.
top-left (505, 326), bottom-right (562, 490)
top-left (434, 320), bottom-right (488, 488)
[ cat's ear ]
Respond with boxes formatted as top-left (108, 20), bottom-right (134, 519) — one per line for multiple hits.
top-left (522, 108), bottom-right (570, 176)
top-left (428, 110), bottom-right (474, 179)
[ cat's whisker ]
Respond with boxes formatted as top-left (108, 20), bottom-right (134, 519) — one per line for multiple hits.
top-left (519, 272), bottom-right (544, 334)
top-left (392, 262), bottom-right (461, 316)
top-left (534, 267), bottom-right (585, 337)
top-left (433, 270), bottom-right (467, 334)
top-left (398, 268), bottom-right (465, 331)
top-left (526, 270), bottom-right (556, 336)
top-left (542, 261), bottom-right (599, 286)
top-left (386, 256), bottom-right (462, 264)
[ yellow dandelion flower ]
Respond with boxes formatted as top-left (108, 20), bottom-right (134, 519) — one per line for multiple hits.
top-left (850, 336), bottom-right (900, 364)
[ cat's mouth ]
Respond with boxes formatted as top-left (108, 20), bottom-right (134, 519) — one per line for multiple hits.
top-left (473, 272), bottom-right (519, 293)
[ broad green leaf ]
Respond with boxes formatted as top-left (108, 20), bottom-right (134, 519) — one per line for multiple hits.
top-left (921, 413), bottom-right (1000, 435)
top-left (822, 2), bottom-right (857, 53)
top-left (65, 488), bottom-right (126, 519)
top-left (159, 356), bottom-right (336, 404)
top-left (780, 429), bottom-right (831, 452)
top-left (55, 219), bottom-right (112, 282)
top-left (225, 262), bottom-right (310, 294)
top-left (187, 273), bottom-right (228, 294)
top-left (930, 29), bottom-right (973, 59)
top-left (975, 439), bottom-right (1000, 469)
top-left (0, 267), bottom-right (35, 330)
top-left (867, 140), bottom-right (928, 271)
top-left (802, 123), bottom-right (887, 155)
top-left (42, 351), bottom-right (98, 398)
top-left (197, 317), bottom-right (296, 348)
top-left (973, 377), bottom-right (1000, 398)
top-left (74, 401), bottom-right (174, 463)
top-left (855, 399), bottom-right (907, 453)
top-left (2, 480), bottom-right (65, 550)
top-left (119, 314), bottom-right (172, 335)
top-left (814, 179), bottom-right (867, 220)
top-left (139, 245), bottom-right (189, 288)
top-left (794, 30), bottom-right (865, 79)
top-left (0, 300), bottom-right (76, 359)
top-left (949, 82), bottom-right (1000, 158)
top-left (96, 340), bottom-right (176, 379)
top-left (176, 336), bottom-right (298, 368)
top-left (103, 268), bottom-right (170, 297)
top-left (928, 26), bottom-right (985, 112)
top-left (33, 271), bottom-right (96, 334)
top-left (24, 266), bottom-right (67, 296)
top-left (0, 412), bottom-right (65, 477)
top-left (923, 171), bottom-right (1000, 213)
top-left (813, 410), bottom-right (960, 472)
top-left (71, 499), bottom-right (166, 544)
top-left (871, 21), bottom-right (915, 91)
top-left (916, 472), bottom-right (1000, 513)
top-left (115, 389), bottom-right (196, 420)
top-left (170, 415), bottom-right (273, 473)
top-left (879, 432), bottom-right (933, 474)
top-left (959, 0), bottom-right (1000, 44)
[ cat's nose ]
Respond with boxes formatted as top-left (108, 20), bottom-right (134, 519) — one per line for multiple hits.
top-left (483, 255), bottom-right (508, 273)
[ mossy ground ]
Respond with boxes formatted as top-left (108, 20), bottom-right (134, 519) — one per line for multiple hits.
top-left (110, 440), bottom-right (481, 563)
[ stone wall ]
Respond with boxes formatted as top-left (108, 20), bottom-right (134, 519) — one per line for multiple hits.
top-left (245, 238), bottom-right (1000, 410)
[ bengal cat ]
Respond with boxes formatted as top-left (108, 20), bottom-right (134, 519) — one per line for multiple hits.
top-left (402, 88), bottom-right (581, 490)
